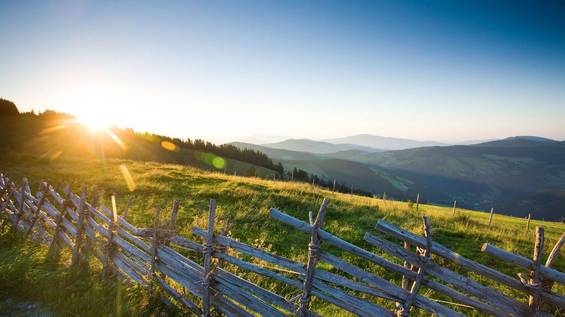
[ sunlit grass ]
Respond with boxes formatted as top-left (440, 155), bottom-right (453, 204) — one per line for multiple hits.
top-left (0, 151), bottom-right (563, 316)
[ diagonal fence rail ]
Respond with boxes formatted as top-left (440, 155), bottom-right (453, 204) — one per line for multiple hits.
top-left (0, 173), bottom-right (563, 316)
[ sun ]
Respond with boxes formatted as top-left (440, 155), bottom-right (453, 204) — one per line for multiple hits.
top-left (79, 115), bottom-right (111, 132)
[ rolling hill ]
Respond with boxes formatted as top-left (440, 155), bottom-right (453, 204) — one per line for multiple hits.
top-left (230, 142), bottom-right (408, 196)
top-left (359, 137), bottom-right (565, 219)
top-left (228, 142), bottom-right (320, 161)
top-left (279, 158), bottom-right (403, 195)
top-left (232, 137), bottom-right (565, 220)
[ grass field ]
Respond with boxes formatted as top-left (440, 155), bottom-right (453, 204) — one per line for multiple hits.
top-left (1, 151), bottom-right (564, 316)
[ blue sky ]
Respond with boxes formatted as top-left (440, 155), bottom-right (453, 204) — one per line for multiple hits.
top-left (1, 0), bottom-right (564, 142)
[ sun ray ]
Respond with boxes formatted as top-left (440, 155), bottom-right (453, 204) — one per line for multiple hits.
top-left (107, 129), bottom-right (127, 150)
top-left (119, 164), bottom-right (136, 192)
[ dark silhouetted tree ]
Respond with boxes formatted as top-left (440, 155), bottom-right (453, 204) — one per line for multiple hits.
top-left (0, 98), bottom-right (19, 116)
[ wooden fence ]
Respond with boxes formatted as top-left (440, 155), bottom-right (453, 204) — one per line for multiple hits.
top-left (0, 173), bottom-right (564, 317)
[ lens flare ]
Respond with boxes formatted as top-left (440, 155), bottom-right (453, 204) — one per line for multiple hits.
top-left (108, 130), bottom-right (127, 150)
top-left (212, 157), bottom-right (226, 169)
top-left (119, 164), bottom-right (136, 192)
top-left (161, 141), bottom-right (177, 151)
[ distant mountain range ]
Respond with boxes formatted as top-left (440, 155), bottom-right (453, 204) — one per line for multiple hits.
top-left (260, 134), bottom-right (445, 153)
top-left (232, 136), bottom-right (565, 220)
top-left (323, 134), bottom-right (445, 150)
top-left (263, 139), bottom-right (381, 154)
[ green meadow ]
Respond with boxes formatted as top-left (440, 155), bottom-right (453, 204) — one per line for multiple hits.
top-left (1, 152), bottom-right (564, 316)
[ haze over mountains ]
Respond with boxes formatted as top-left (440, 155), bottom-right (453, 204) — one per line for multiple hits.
top-left (263, 139), bottom-right (380, 154)
top-left (238, 134), bottom-right (493, 153)
top-left (231, 135), bottom-right (565, 220)
top-left (323, 134), bottom-right (445, 150)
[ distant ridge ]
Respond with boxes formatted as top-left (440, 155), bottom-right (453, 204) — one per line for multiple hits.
top-left (228, 142), bottom-right (319, 161)
top-left (263, 138), bottom-right (380, 154)
top-left (476, 136), bottom-right (559, 147)
top-left (323, 134), bottom-right (445, 150)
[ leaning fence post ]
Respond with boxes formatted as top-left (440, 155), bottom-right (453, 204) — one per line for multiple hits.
top-left (71, 186), bottom-right (88, 267)
top-left (22, 177), bottom-right (31, 194)
top-left (0, 178), bottom-right (10, 229)
top-left (398, 241), bottom-right (414, 311)
top-left (415, 193), bottom-right (420, 211)
top-left (90, 185), bottom-right (100, 209)
top-left (149, 206), bottom-right (162, 295)
top-left (540, 231), bottom-right (565, 310)
top-left (25, 182), bottom-right (48, 238)
top-left (48, 185), bottom-right (71, 254)
top-left (452, 200), bottom-right (457, 216)
top-left (526, 213), bottom-right (532, 233)
top-left (202, 199), bottom-right (216, 317)
top-left (398, 216), bottom-right (432, 317)
top-left (123, 195), bottom-right (132, 219)
top-left (488, 207), bottom-right (494, 228)
top-left (104, 194), bottom-right (119, 276)
top-left (528, 227), bottom-right (544, 312)
top-left (296, 198), bottom-right (329, 317)
top-left (168, 200), bottom-right (180, 230)
top-left (216, 217), bottom-right (231, 268)
top-left (163, 200), bottom-right (180, 247)
top-left (401, 241), bottom-right (413, 291)
top-left (14, 178), bottom-right (29, 227)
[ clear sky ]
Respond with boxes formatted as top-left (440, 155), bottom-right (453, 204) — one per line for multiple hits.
top-left (1, 0), bottom-right (564, 143)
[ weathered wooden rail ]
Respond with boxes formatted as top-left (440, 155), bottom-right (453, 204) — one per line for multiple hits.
top-left (0, 173), bottom-right (564, 316)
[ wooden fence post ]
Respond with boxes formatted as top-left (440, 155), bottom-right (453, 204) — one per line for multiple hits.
top-left (398, 216), bottom-right (432, 317)
top-left (14, 178), bottom-right (29, 227)
top-left (415, 193), bottom-right (420, 211)
top-left (488, 208), bottom-right (494, 228)
top-left (71, 186), bottom-right (88, 267)
top-left (541, 231), bottom-right (565, 310)
top-left (202, 199), bottom-right (216, 317)
top-left (452, 200), bottom-right (457, 216)
top-left (149, 206), bottom-right (162, 295)
top-left (526, 213), bottom-right (531, 233)
top-left (216, 218), bottom-right (231, 268)
top-left (123, 195), bottom-right (132, 220)
top-left (528, 227), bottom-right (544, 312)
top-left (48, 185), bottom-right (71, 255)
top-left (297, 198), bottom-right (329, 317)
top-left (25, 182), bottom-right (48, 237)
top-left (22, 177), bottom-right (31, 194)
top-left (90, 185), bottom-right (99, 209)
top-left (104, 194), bottom-right (119, 276)
top-left (168, 200), bottom-right (180, 230)
top-left (0, 178), bottom-right (10, 229)
top-left (401, 241), bottom-right (413, 291)
top-left (162, 200), bottom-right (180, 247)
top-left (398, 241), bottom-right (414, 310)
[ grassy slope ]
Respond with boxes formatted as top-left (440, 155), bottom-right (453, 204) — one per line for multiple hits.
top-left (0, 115), bottom-right (279, 179)
top-left (0, 152), bottom-right (564, 316)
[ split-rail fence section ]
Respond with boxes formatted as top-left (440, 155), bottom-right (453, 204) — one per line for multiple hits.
top-left (0, 173), bottom-right (563, 316)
